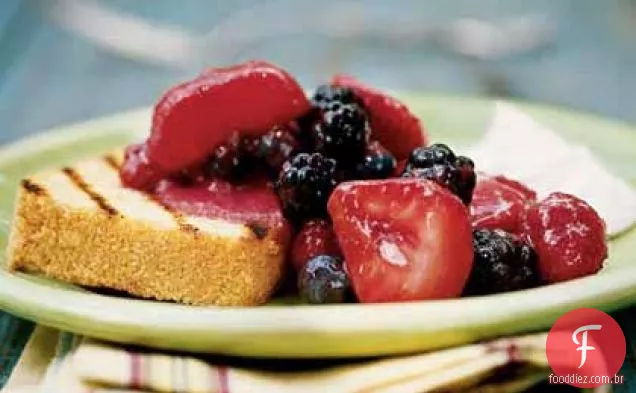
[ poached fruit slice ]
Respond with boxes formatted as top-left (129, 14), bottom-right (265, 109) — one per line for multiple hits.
top-left (155, 176), bottom-right (290, 240)
top-left (121, 60), bottom-right (310, 190)
top-left (331, 74), bottom-right (427, 159)
top-left (470, 174), bottom-right (536, 233)
top-left (328, 178), bottom-right (474, 303)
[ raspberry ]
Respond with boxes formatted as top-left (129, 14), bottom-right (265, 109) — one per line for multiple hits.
top-left (275, 152), bottom-right (339, 221)
top-left (402, 144), bottom-right (476, 204)
top-left (291, 219), bottom-right (341, 272)
top-left (298, 255), bottom-right (350, 304)
top-left (464, 229), bottom-right (540, 296)
top-left (522, 192), bottom-right (607, 283)
top-left (353, 141), bottom-right (397, 180)
top-left (311, 103), bottom-right (370, 165)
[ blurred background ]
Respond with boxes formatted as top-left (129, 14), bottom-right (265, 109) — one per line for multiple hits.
top-left (1, 0), bottom-right (636, 144)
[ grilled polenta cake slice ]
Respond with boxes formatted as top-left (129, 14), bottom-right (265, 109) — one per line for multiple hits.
top-left (6, 153), bottom-right (288, 306)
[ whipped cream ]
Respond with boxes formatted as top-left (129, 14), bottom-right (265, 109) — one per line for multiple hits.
top-left (466, 102), bottom-right (636, 236)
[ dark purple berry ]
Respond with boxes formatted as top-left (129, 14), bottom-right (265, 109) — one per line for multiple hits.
top-left (463, 229), bottom-right (540, 296)
top-left (403, 143), bottom-right (476, 204)
top-left (311, 103), bottom-right (370, 165)
top-left (202, 134), bottom-right (248, 180)
top-left (275, 152), bottom-right (339, 221)
top-left (298, 255), bottom-right (350, 304)
top-left (259, 126), bottom-right (302, 174)
top-left (354, 141), bottom-right (396, 180)
top-left (311, 85), bottom-right (360, 110)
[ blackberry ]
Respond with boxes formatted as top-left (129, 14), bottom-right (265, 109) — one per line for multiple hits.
top-left (354, 141), bottom-right (396, 180)
top-left (202, 134), bottom-right (248, 180)
top-left (402, 143), bottom-right (476, 204)
top-left (298, 255), bottom-right (350, 304)
top-left (258, 125), bottom-right (302, 174)
top-left (275, 152), bottom-right (339, 221)
top-left (311, 103), bottom-right (370, 165)
top-left (311, 85), bottom-right (359, 110)
top-left (464, 229), bottom-right (540, 296)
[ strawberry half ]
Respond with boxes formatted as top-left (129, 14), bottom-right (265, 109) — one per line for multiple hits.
top-left (328, 179), bottom-right (473, 303)
top-left (331, 74), bottom-right (427, 159)
top-left (470, 174), bottom-right (536, 233)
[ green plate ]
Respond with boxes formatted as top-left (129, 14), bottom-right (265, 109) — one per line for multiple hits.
top-left (1, 95), bottom-right (635, 358)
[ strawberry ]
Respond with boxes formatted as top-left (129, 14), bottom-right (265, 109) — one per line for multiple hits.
top-left (331, 74), bottom-right (427, 159)
top-left (327, 179), bottom-right (473, 302)
top-left (290, 220), bottom-right (342, 272)
top-left (394, 159), bottom-right (407, 177)
top-left (122, 60), bottom-right (310, 189)
top-left (492, 175), bottom-right (537, 200)
top-left (521, 192), bottom-right (607, 283)
top-left (470, 175), bottom-right (536, 233)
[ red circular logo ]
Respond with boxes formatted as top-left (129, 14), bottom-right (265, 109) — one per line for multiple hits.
top-left (546, 308), bottom-right (626, 388)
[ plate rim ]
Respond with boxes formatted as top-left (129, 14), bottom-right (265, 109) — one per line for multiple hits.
top-left (2, 95), bottom-right (636, 356)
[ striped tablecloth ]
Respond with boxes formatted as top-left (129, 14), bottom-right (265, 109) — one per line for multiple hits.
top-left (1, 307), bottom-right (636, 392)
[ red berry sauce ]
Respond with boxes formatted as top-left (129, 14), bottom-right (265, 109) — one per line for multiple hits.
top-left (120, 60), bottom-right (309, 232)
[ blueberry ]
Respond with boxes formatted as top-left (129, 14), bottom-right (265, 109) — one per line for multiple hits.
top-left (402, 143), bottom-right (476, 204)
top-left (298, 255), bottom-right (350, 304)
top-left (354, 141), bottom-right (396, 180)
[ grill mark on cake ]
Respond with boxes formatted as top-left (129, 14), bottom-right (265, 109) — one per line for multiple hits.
top-left (246, 222), bottom-right (269, 240)
top-left (21, 179), bottom-right (47, 196)
top-left (61, 167), bottom-right (119, 216)
top-left (101, 155), bottom-right (199, 234)
top-left (146, 194), bottom-right (200, 234)
top-left (103, 154), bottom-right (121, 171)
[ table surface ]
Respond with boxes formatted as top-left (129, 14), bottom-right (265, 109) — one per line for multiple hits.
top-left (0, 1), bottom-right (635, 391)
top-left (1, 0), bottom-right (636, 144)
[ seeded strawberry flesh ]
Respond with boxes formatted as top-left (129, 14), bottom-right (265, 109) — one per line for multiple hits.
top-left (470, 175), bottom-right (536, 233)
top-left (328, 179), bottom-right (473, 302)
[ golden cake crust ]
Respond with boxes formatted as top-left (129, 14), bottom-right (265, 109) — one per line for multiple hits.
top-left (6, 153), bottom-right (288, 306)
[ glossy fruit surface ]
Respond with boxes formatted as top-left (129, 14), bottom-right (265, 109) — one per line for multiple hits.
top-left (331, 74), bottom-right (427, 159)
top-left (291, 220), bottom-right (341, 272)
top-left (522, 192), bottom-right (607, 283)
top-left (470, 175), bottom-right (535, 233)
top-left (122, 61), bottom-right (310, 189)
top-left (328, 178), bottom-right (473, 302)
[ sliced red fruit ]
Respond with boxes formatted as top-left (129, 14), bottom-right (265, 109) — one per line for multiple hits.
top-left (290, 219), bottom-right (342, 272)
top-left (521, 192), bottom-right (607, 283)
top-left (122, 60), bottom-right (310, 189)
top-left (327, 179), bottom-right (473, 302)
top-left (470, 174), bottom-right (536, 233)
top-left (492, 175), bottom-right (537, 200)
top-left (331, 74), bottom-right (427, 160)
top-left (393, 159), bottom-right (407, 177)
top-left (154, 176), bottom-right (290, 241)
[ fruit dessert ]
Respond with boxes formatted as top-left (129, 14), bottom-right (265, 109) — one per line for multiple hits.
top-left (7, 60), bottom-right (612, 307)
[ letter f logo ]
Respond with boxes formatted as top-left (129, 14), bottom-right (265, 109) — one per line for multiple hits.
top-left (572, 324), bottom-right (602, 368)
